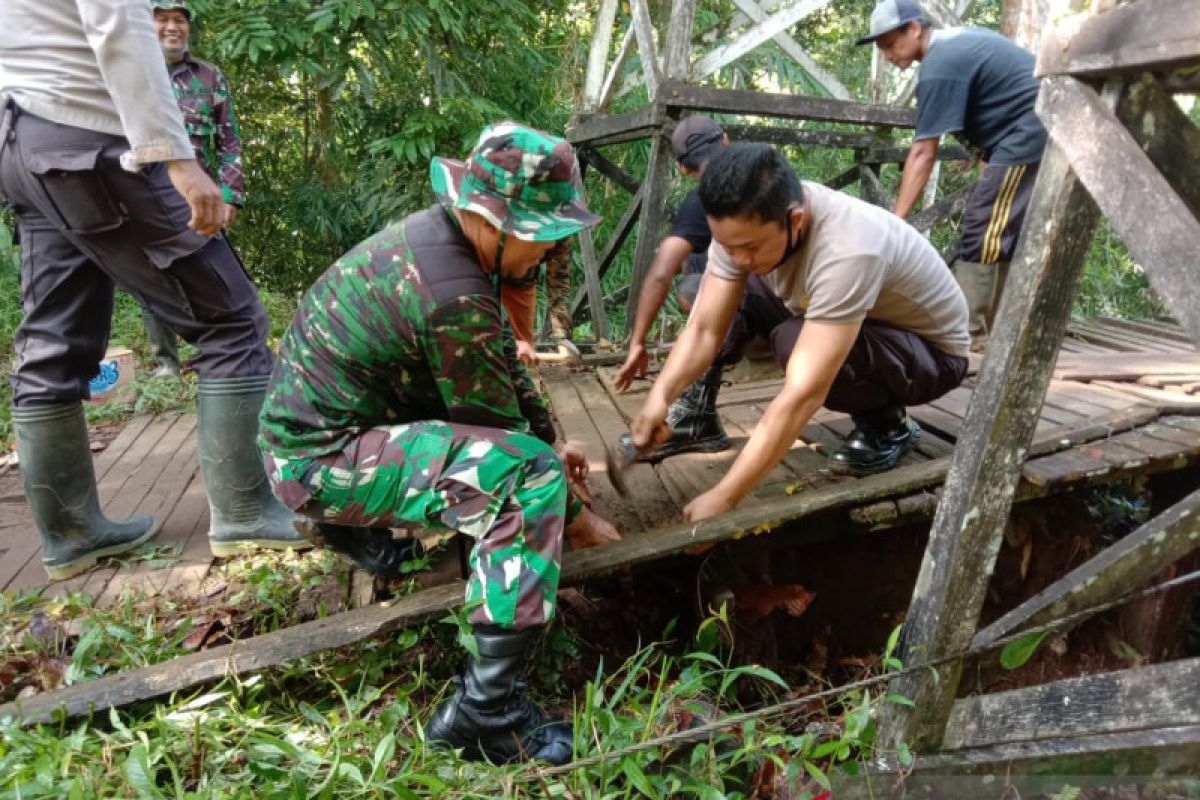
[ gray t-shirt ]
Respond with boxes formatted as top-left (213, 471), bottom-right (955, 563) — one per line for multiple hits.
top-left (915, 28), bottom-right (1047, 167)
top-left (706, 182), bottom-right (970, 358)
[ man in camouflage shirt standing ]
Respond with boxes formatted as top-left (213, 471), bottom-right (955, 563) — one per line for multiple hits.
top-left (259, 122), bottom-right (619, 765)
top-left (144, 0), bottom-right (246, 376)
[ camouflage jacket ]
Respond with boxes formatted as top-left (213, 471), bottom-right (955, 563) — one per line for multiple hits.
top-left (168, 52), bottom-right (244, 205)
top-left (259, 205), bottom-right (556, 460)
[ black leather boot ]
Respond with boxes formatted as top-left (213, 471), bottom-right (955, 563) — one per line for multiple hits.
top-left (829, 409), bottom-right (920, 476)
top-left (618, 365), bottom-right (730, 462)
top-left (300, 522), bottom-right (420, 579)
top-left (426, 626), bottom-right (573, 764)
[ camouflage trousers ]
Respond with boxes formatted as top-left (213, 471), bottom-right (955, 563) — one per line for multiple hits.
top-left (265, 421), bottom-right (568, 630)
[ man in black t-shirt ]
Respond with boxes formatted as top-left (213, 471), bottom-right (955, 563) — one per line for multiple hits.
top-left (614, 116), bottom-right (787, 462)
top-left (858, 0), bottom-right (1048, 351)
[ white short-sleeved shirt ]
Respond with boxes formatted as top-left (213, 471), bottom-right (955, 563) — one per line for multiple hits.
top-left (706, 182), bottom-right (970, 358)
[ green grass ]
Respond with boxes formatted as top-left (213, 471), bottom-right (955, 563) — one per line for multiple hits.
top-left (0, 559), bottom-right (898, 799)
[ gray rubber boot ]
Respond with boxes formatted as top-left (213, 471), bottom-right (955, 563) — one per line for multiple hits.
top-left (142, 308), bottom-right (181, 378)
top-left (12, 402), bottom-right (158, 580)
top-left (426, 625), bottom-right (573, 765)
top-left (953, 260), bottom-right (1000, 353)
top-left (198, 375), bottom-right (310, 556)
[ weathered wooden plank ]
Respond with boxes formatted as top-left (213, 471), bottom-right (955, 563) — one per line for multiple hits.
top-left (878, 131), bottom-right (1103, 749)
top-left (662, 0), bottom-right (696, 83)
top-left (570, 186), bottom-right (643, 324)
top-left (1098, 317), bottom-right (1195, 347)
top-left (576, 227), bottom-right (611, 341)
top-left (661, 82), bottom-right (917, 128)
top-left (624, 131), bottom-right (675, 337)
top-left (973, 485), bottom-right (1200, 651)
top-left (1067, 320), bottom-right (1183, 354)
top-left (1092, 381), bottom-right (1200, 409)
top-left (565, 105), bottom-right (666, 147)
top-left (726, 0), bottom-right (850, 100)
top-left (0, 582), bottom-right (466, 726)
top-left (1036, 0), bottom-right (1200, 79)
top-left (839, 725), bottom-right (1200, 799)
top-left (542, 370), bottom-right (674, 533)
top-left (629, 0), bottom-right (661, 100)
top-left (691, 0), bottom-right (832, 81)
top-left (0, 402), bottom-right (1168, 724)
top-left (825, 165), bottom-right (861, 192)
top-left (945, 658), bottom-right (1200, 750)
top-left (907, 180), bottom-right (976, 233)
top-left (598, 25), bottom-right (636, 112)
top-left (580, 146), bottom-right (640, 194)
top-left (1044, 76), bottom-right (1200, 344)
top-left (1053, 353), bottom-right (1200, 381)
top-left (1116, 73), bottom-right (1200, 223)
top-left (861, 144), bottom-right (973, 165)
top-left (856, 164), bottom-right (891, 208)
top-left (581, 0), bottom-right (620, 111)
top-left (92, 414), bottom-right (156, 484)
top-left (722, 124), bottom-right (890, 152)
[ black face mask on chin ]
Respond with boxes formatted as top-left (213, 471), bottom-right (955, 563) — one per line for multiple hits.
top-left (769, 207), bottom-right (804, 271)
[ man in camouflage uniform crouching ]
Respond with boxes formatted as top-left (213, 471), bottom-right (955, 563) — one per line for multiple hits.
top-left (259, 122), bottom-right (619, 765)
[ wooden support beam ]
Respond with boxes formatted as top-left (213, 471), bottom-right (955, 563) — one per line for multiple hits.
top-left (878, 128), bottom-right (1102, 750)
top-left (630, 0), bottom-right (661, 100)
top-left (570, 186), bottom-right (643, 323)
top-left (727, 0), bottom-right (851, 100)
top-left (566, 104), bottom-right (667, 147)
top-left (857, 163), bottom-right (892, 208)
top-left (1116, 73), bottom-right (1200, 221)
top-left (861, 144), bottom-right (973, 163)
top-left (577, 227), bottom-right (610, 341)
top-left (908, 179), bottom-right (977, 233)
top-left (723, 124), bottom-right (891, 151)
top-left (837, 725), bottom-right (1200, 799)
top-left (972, 486), bottom-right (1200, 649)
top-left (824, 165), bottom-right (860, 191)
top-left (599, 25), bottom-right (636, 111)
top-left (692, 0), bottom-right (832, 81)
top-left (1043, 76), bottom-right (1200, 343)
top-left (663, 0), bottom-right (697, 81)
top-left (662, 81), bottom-right (917, 127)
top-left (624, 131), bottom-right (675, 335)
top-left (580, 146), bottom-right (640, 194)
top-left (944, 658), bottom-right (1200, 750)
top-left (582, 0), bottom-right (620, 111)
top-left (1037, 0), bottom-right (1200, 79)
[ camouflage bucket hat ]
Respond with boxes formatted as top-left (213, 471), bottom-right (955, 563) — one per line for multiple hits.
top-left (430, 122), bottom-right (601, 242)
top-left (151, 0), bottom-right (192, 17)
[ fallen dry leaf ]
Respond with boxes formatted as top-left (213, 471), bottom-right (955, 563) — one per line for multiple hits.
top-left (734, 584), bottom-right (817, 625)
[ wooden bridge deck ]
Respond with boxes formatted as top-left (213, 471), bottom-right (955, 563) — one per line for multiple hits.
top-left (1, 316), bottom-right (1197, 605)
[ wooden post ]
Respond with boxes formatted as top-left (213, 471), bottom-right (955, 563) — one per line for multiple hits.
top-left (577, 227), bottom-right (611, 341)
top-left (582, 0), bottom-right (620, 111)
top-left (630, 0), bottom-right (661, 100)
top-left (878, 121), bottom-right (1103, 750)
top-left (624, 0), bottom-right (697, 335)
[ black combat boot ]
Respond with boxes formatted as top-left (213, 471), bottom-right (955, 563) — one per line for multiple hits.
top-left (618, 365), bottom-right (730, 462)
top-left (299, 522), bottom-right (421, 579)
top-left (426, 625), bottom-right (573, 765)
top-left (829, 408), bottom-right (920, 476)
